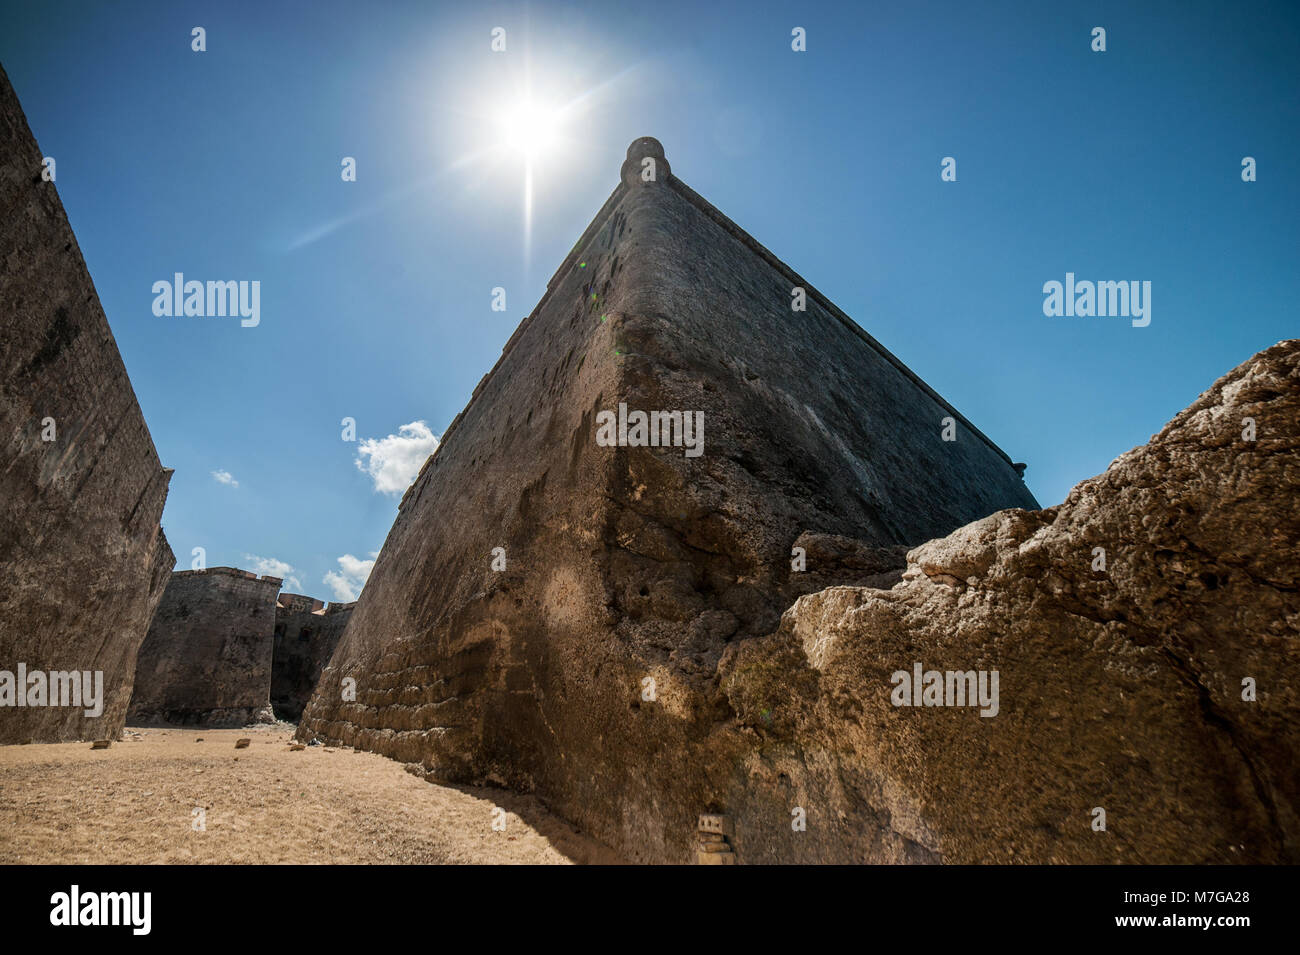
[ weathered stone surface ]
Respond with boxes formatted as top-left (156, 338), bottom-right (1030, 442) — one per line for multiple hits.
top-left (789, 532), bottom-right (910, 595)
top-left (723, 340), bottom-right (1299, 863)
top-left (298, 138), bottom-right (1037, 862)
top-left (128, 569), bottom-right (282, 727)
top-left (0, 64), bottom-right (174, 744)
top-left (697, 851), bottom-right (735, 865)
top-left (698, 814), bottom-right (726, 835)
top-left (271, 596), bottom-right (353, 720)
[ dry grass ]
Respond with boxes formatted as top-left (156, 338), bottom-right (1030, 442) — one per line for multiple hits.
top-left (0, 725), bottom-right (621, 864)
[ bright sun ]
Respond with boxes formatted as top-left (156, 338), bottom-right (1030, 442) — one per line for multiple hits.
top-left (498, 98), bottom-right (560, 160)
top-left (485, 85), bottom-right (581, 270)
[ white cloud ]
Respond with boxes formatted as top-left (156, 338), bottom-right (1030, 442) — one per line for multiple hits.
top-left (324, 552), bottom-right (377, 602)
top-left (211, 469), bottom-right (239, 488)
top-left (355, 421), bottom-right (439, 495)
top-left (245, 554), bottom-right (302, 592)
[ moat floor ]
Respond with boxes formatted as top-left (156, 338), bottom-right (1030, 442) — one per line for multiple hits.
top-left (0, 725), bottom-right (621, 864)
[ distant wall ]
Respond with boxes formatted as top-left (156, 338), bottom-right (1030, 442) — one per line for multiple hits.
top-left (277, 593), bottom-right (323, 616)
top-left (127, 569), bottom-right (282, 726)
top-left (271, 598), bottom-right (353, 720)
top-left (0, 64), bottom-right (174, 744)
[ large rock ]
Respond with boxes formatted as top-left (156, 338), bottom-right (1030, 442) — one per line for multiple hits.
top-left (298, 138), bottom-right (1038, 862)
top-left (0, 63), bottom-right (174, 744)
top-left (724, 340), bottom-right (1299, 862)
top-left (128, 569), bottom-right (281, 727)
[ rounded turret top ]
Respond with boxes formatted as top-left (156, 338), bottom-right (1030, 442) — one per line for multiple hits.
top-left (626, 136), bottom-right (666, 160)
top-left (621, 136), bottom-right (671, 186)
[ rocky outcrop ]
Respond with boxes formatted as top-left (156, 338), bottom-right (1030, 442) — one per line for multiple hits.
top-left (723, 340), bottom-right (1299, 863)
top-left (0, 63), bottom-right (174, 744)
top-left (271, 596), bottom-right (353, 720)
top-left (128, 569), bottom-right (281, 726)
top-left (298, 138), bottom-right (1038, 862)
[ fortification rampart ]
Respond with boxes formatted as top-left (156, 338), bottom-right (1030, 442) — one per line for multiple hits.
top-left (271, 598), bottom-right (353, 720)
top-left (299, 138), bottom-right (1039, 862)
top-left (127, 570), bottom-right (281, 726)
top-left (169, 566), bottom-right (283, 584)
top-left (0, 64), bottom-right (174, 744)
top-left (277, 592), bottom-right (324, 615)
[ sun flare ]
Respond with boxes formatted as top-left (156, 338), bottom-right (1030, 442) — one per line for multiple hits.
top-left (498, 98), bottom-right (561, 160)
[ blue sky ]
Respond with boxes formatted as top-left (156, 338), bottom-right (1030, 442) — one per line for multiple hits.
top-left (3, 0), bottom-right (1296, 600)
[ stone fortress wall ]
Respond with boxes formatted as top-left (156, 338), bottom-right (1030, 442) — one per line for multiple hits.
top-left (272, 596), bottom-right (354, 720)
top-left (127, 568), bottom-right (283, 727)
top-left (126, 570), bottom-right (354, 726)
top-left (298, 137), bottom-right (1043, 863)
top-left (0, 64), bottom-right (174, 744)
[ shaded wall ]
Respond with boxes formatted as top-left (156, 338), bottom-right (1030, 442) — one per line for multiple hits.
top-left (0, 64), bottom-right (173, 744)
top-left (271, 597), bottom-right (353, 720)
top-left (128, 569), bottom-right (281, 726)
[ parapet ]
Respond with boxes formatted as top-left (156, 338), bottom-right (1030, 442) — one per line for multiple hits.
top-left (171, 566), bottom-right (283, 584)
top-left (277, 593), bottom-right (325, 614)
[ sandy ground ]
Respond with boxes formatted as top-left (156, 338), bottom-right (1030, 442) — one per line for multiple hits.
top-left (0, 724), bottom-right (623, 864)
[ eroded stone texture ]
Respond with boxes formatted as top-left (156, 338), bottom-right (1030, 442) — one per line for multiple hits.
top-left (0, 64), bottom-right (174, 744)
top-left (723, 340), bottom-right (1299, 863)
top-left (298, 138), bottom-right (1037, 862)
top-left (128, 569), bottom-right (281, 727)
top-left (271, 596), bottom-right (353, 720)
